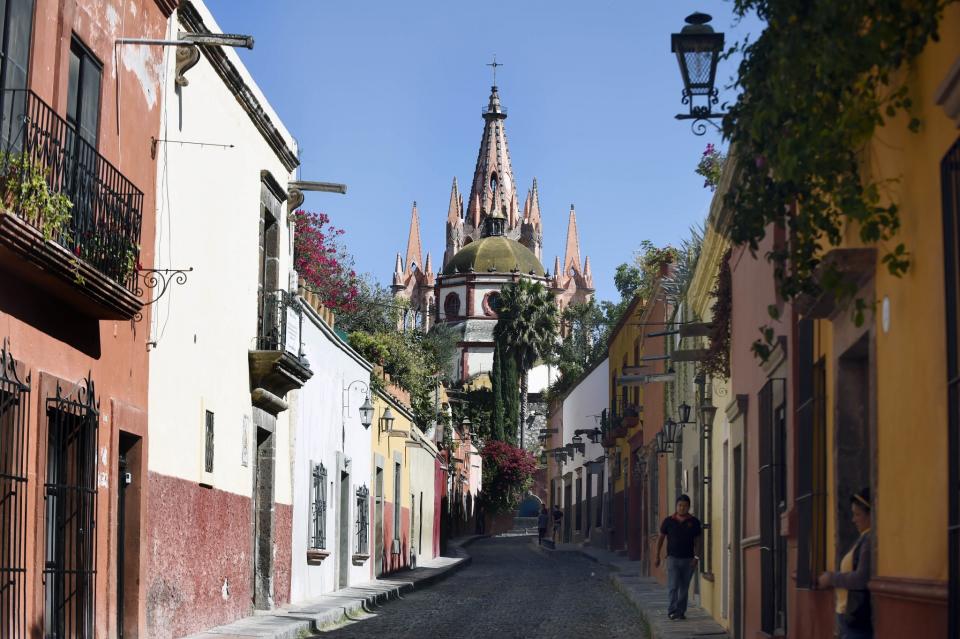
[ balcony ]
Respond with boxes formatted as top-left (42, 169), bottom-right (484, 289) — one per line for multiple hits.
top-left (249, 289), bottom-right (313, 414)
top-left (0, 90), bottom-right (144, 320)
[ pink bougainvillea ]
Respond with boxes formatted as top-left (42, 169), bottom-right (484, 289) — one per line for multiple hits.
top-left (480, 440), bottom-right (538, 513)
top-left (292, 209), bottom-right (360, 312)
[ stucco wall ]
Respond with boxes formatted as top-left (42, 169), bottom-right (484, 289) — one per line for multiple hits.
top-left (289, 307), bottom-right (373, 602)
top-left (147, 0), bottom-right (298, 501)
top-left (409, 443), bottom-right (438, 561)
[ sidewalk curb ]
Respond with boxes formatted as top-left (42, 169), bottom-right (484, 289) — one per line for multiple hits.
top-left (183, 536), bottom-right (482, 639)
top-left (531, 542), bottom-right (729, 639)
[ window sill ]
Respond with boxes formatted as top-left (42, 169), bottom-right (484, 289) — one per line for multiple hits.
top-left (352, 553), bottom-right (370, 565)
top-left (306, 549), bottom-right (330, 565)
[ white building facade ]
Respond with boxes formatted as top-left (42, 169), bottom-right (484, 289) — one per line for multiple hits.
top-left (558, 358), bottom-right (609, 544)
top-left (145, 1), bottom-right (306, 635)
top-left (290, 299), bottom-right (373, 601)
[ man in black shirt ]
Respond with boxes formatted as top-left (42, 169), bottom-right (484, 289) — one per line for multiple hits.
top-left (551, 504), bottom-right (564, 542)
top-left (655, 494), bottom-right (702, 620)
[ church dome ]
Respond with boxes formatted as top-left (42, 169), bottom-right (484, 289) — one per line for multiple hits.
top-left (442, 236), bottom-right (545, 276)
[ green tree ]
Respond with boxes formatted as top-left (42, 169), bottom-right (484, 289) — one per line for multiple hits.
top-left (334, 275), bottom-right (402, 335)
top-left (489, 336), bottom-right (519, 444)
top-left (494, 279), bottom-right (558, 443)
top-left (501, 340), bottom-right (520, 443)
top-left (550, 299), bottom-right (608, 397)
top-left (490, 339), bottom-right (506, 441)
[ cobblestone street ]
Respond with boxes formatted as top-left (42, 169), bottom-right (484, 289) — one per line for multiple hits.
top-left (317, 536), bottom-right (647, 638)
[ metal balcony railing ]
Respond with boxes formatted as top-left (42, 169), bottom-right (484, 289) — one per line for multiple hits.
top-left (257, 289), bottom-right (305, 358)
top-left (0, 89), bottom-right (143, 292)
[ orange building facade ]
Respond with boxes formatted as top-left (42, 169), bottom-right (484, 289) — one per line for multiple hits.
top-left (0, 0), bottom-right (171, 636)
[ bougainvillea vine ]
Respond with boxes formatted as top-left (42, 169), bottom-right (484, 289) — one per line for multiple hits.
top-left (292, 209), bottom-right (360, 312)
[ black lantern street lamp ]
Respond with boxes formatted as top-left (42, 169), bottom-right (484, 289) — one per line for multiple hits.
top-left (678, 401), bottom-right (693, 425)
top-left (701, 403), bottom-right (718, 431)
top-left (358, 396), bottom-right (374, 429)
top-left (671, 12), bottom-right (725, 135)
top-left (655, 430), bottom-right (670, 456)
top-left (379, 407), bottom-right (395, 433)
top-left (663, 417), bottom-right (681, 445)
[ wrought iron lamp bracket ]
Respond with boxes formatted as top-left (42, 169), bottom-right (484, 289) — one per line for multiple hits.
top-left (675, 92), bottom-right (726, 136)
top-left (134, 267), bottom-right (193, 321)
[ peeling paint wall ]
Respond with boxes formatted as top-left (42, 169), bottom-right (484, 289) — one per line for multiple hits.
top-left (145, 0), bottom-right (301, 635)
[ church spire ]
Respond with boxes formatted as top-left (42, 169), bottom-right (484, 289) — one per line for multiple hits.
top-left (404, 201), bottom-right (423, 272)
top-left (563, 205), bottom-right (582, 276)
top-left (446, 177), bottom-right (462, 224)
top-left (466, 85), bottom-right (519, 231)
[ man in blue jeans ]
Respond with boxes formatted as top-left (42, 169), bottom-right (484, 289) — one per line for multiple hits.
top-left (655, 494), bottom-right (702, 620)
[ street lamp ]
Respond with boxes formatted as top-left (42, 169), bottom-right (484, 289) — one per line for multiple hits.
top-left (663, 418), bottom-right (682, 445)
top-left (701, 403), bottom-right (718, 431)
top-left (343, 380), bottom-right (374, 429)
top-left (655, 431), bottom-right (670, 456)
top-left (671, 12), bottom-right (725, 135)
top-left (379, 407), bottom-right (395, 433)
top-left (359, 396), bottom-right (374, 429)
top-left (678, 402), bottom-right (693, 425)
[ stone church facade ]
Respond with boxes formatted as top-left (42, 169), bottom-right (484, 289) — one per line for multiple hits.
top-left (391, 84), bottom-right (594, 381)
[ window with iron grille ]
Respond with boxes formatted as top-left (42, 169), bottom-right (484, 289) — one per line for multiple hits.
top-left (796, 319), bottom-right (828, 588)
top-left (204, 410), bottom-right (214, 473)
top-left (759, 378), bottom-right (787, 635)
top-left (44, 375), bottom-right (99, 639)
top-left (356, 486), bottom-right (369, 553)
top-left (310, 462), bottom-right (327, 549)
top-left (0, 339), bottom-right (29, 638)
top-left (941, 137), bottom-right (960, 639)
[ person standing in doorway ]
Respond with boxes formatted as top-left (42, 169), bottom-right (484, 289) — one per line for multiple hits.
top-left (818, 488), bottom-right (873, 639)
top-left (551, 504), bottom-right (564, 543)
top-left (655, 494), bottom-right (702, 620)
top-left (537, 505), bottom-right (549, 545)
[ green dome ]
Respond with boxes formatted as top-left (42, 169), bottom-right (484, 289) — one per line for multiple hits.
top-left (442, 236), bottom-right (545, 276)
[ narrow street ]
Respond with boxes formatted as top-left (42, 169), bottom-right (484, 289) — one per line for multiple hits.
top-left (317, 537), bottom-right (646, 638)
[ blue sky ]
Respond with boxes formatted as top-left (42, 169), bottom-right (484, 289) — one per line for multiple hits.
top-left (205, 1), bottom-right (764, 302)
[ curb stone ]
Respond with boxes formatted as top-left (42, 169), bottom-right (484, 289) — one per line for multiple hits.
top-left (182, 536), bottom-right (482, 639)
top-left (534, 542), bottom-right (730, 639)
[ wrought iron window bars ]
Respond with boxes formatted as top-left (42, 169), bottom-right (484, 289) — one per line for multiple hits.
top-left (43, 373), bottom-right (99, 639)
top-left (310, 462), bottom-right (327, 550)
top-left (0, 339), bottom-right (29, 638)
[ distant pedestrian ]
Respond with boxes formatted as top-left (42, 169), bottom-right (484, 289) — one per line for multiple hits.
top-left (818, 488), bottom-right (873, 639)
top-left (551, 504), bottom-right (564, 542)
top-left (537, 506), bottom-right (549, 545)
top-left (655, 494), bottom-right (702, 621)
top-left (475, 503), bottom-right (486, 535)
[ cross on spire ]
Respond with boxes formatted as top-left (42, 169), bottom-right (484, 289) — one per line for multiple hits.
top-left (486, 55), bottom-right (503, 86)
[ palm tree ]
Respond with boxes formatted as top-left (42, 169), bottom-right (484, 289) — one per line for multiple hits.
top-left (494, 279), bottom-right (558, 446)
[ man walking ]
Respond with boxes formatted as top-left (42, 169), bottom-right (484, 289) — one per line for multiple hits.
top-left (537, 505), bottom-right (549, 545)
top-left (655, 494), bottom-right (702, 620)
top-left (551, 504), bottom-right (564, 543)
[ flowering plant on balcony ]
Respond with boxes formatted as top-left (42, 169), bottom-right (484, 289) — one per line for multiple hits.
top-left (293, 209), bottom-right (360, 312)
top-left (694, 143), bottom-right (725, 192)
top-left (479, 440), bottom-right (537, 514)
top-left (0, 152), bottom-right (72, 241)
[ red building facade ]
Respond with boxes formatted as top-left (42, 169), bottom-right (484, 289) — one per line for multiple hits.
top-left (0, 0), bottom-right (171, 636)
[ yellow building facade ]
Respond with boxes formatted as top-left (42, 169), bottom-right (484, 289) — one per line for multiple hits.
top-left (683, 184), bottom-right (733, 628)
top-left (803, 7), bottom-right (960, 636)
top-left (371, 387), bottom-right (416, 576)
